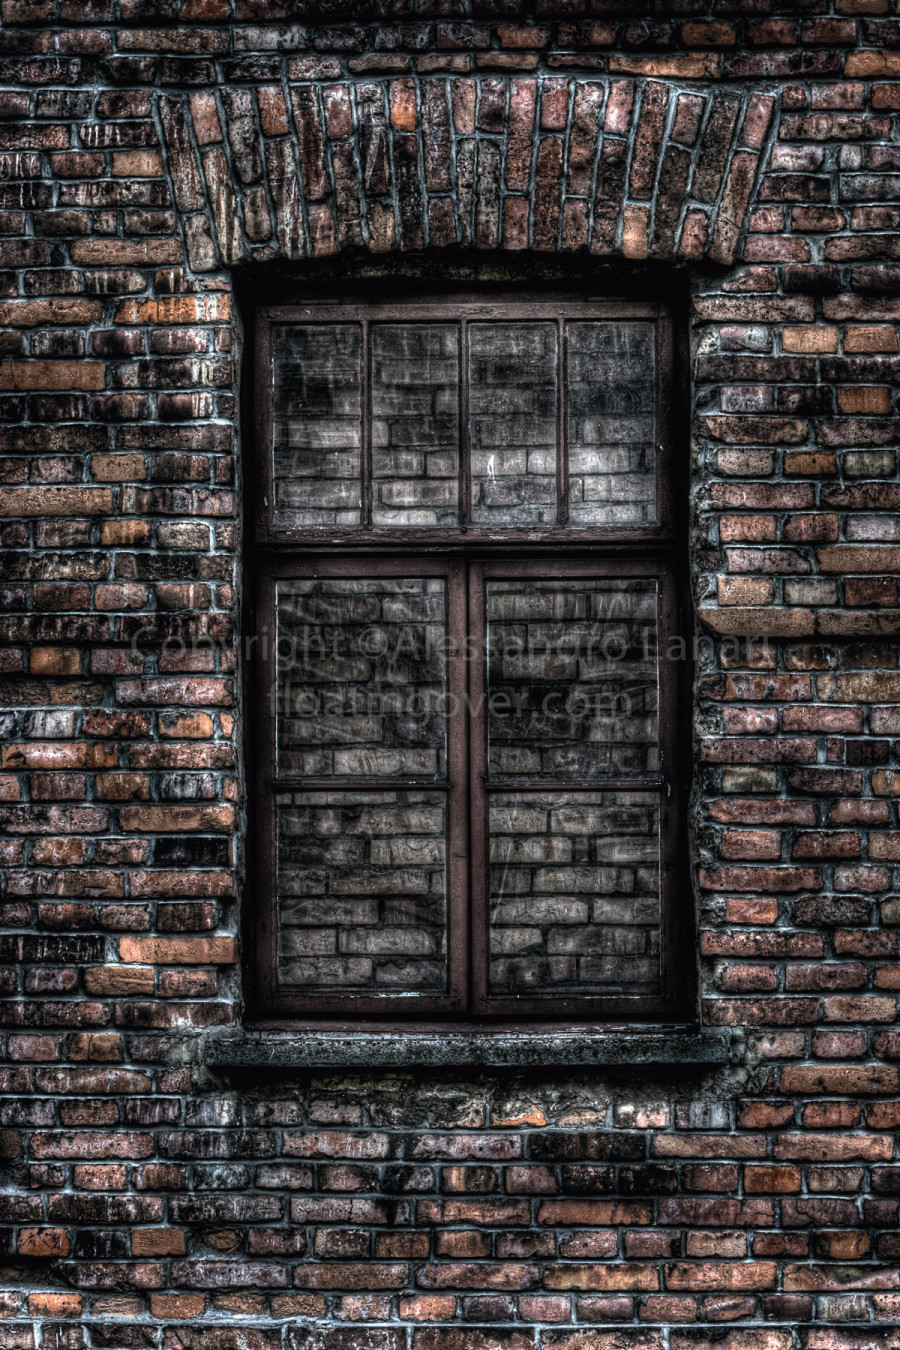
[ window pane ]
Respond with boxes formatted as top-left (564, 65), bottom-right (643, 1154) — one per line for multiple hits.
top-left (488, 791), bottom-right (661, 997)
top-left (277, 789), bottom-right (447, 995)
top-left (469, 323), bottom-right (557, 527)
top-left (372, 324), bottom-right (459, 527)
top-left (272, 324), bottom-right (362, 529)
top-left (566, 322), bottom-right (657, 527)
top-left (485, 578), bottom-right (658, 780)
top-left (276, 577), bottom-right (447, 778)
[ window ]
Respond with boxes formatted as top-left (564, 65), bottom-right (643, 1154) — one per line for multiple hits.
top-left (246, 293), bottom-right (690, 1026)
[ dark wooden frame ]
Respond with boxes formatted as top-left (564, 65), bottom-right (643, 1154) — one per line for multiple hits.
top-left (245, 293), bottom-right (692, 1027)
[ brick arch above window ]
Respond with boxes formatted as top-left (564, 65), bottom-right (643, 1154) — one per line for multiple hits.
top-left (156, 78), bottom-right (776, 271)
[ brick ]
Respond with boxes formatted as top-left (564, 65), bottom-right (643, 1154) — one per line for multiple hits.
top-left (0, 486), bottom-right (112, 516)
top-left (118, 936), bottom-right (235, 965)
top-left (744, 1167), bottom-right (802, 1194)
top-left (845, 325), bottom-right (900, 353)
top-left (0, 359), bottom-right (105, 390)
top-left (0, 19), bottom-right (894, 1335)
top-left (543, 1264), bottom-right (657, 1292)
top-left (782, 1065), bottom-right (898, 1094)
top-left (782, 326), bottom-right (839, 353)
top-left (414, 1333), bottom-right (531, 1350)
top-left (665, 1262), bottom-right (777, 1291)
top-left (672, 1335), bottom-right (790, 1350)
top-left (119, 805), bottom-right (234, 832)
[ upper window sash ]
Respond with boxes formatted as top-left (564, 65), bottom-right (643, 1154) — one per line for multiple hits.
top-left (253, 298), bottom-right (674, 548)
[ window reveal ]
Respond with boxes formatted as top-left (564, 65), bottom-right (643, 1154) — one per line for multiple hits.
top-left (248, 296), bottom-right (688, 1024)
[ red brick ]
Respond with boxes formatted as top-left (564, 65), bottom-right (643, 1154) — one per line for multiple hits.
top-left (0, 20), bottom-right (895, 1328)
top-left (665, 1262), bottom-right (777, 1291)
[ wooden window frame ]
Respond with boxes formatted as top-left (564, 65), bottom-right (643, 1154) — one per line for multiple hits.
top-left (245, 293), bottom-right (693, 1028)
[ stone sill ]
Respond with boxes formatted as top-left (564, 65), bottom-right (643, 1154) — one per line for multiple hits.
top-left (206, 1028), bottom-right (732, 1071)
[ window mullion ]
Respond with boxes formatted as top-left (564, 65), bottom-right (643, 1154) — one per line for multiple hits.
top-left (256, 314), bottom-right (274, 541)
top-left (459, 318), bottom-right (470, 531)
top-left (556, 316), bottom-right (568, 528)
top-left (466, 561), bottom-right (490, 1015)
top-left (361, 319), bottom-right (372, 528)
top-left (445, 558), bottom-right (471, 1014)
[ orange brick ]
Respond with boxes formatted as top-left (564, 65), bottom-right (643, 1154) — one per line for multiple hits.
top-left (496, 23), bottom-right (551, 48)
top-left (398, 1295), bottom-right (458, 1321)
top-left (119, 804), bottom-right (234, 832)
top-left (609, 53), bottom-right (719, 78)
top-left (744, 1166), bottom-right (802, 1193)
top-left (844, 50), bottom-right (900, 78)
top-left (30, 647), bottom-right (80, 676)
top-left (90, 454), bottom-right (146, 482)
top-left (0, 486), bottom-right (112, 516)
top-left (622, 204), bottom-right (650, 259)
top-left (389, 79), bottom-right (417, 130)
top-left (837, 386), bottom-right (892, 414)
top-left (100, 520), bottom-right (151, 546)
top-left (115, 295), bottom-right (228, 324)
top-left (118, 935), bottom-right (236, 965)
top-left (784, 451), bottom-right (838, 476)
top-left (0, 360), bottom-right (106, 391)
top-left (844, 325), bottom-right (898, 353)
top-left (111, 149), bottom-right (165, 176)
top-left (718, 577), bottom-right (776, 606)
top-left (27, 1293), bottom-right (83, 1318)
top-left (18, 1228), bottom-right (70, 1258)
top-left (782, 326), bottom-right (838, 353)
top-left (725, 898), bottom-right (779, 925)
top-left (84, 966), bottom-right (155, 997)
top-left (132, 1228), bottom-right (187, 1256)
top-left (67, 1034), bottom-right (124, 1062)
top-left (158, 712), bottom-right (215, 740)
top-left (149, 1294), bottom-right (206, 1319)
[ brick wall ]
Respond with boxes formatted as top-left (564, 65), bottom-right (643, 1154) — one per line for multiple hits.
top-left (0, 3), bottom-right (899, 1347)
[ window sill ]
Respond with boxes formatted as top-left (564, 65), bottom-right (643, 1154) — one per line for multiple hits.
top-left (205, 1027), bottom-right (734, 1071)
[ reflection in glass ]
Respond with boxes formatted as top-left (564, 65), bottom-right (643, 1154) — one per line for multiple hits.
top-left (488, 791), bottom-right (661, 997)
top-left (567, 322), bottom-right (657, 527)
top-left (469, 323), bottom-right (558, 527)
top-left (272, 324), bottom-right (362, 528)
top-left (485, 578), bottom-right (658, 780)
top-left (276, 577), bottom-right (447, 778)
top-left (277, 789), bottom-right (447, 994)
top-left (372, 324), bottom-right (460, 527)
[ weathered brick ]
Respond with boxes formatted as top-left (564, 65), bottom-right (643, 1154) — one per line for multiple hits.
top-left (0, 16), bottom-right (893, 1344)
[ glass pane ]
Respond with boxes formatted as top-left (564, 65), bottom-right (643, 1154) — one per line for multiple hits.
top-left (485, 578), bottom-right (658, 780)
top-left (469, 322), bottom-right (557, 527)
top-left (276, 577), bottom-right (447, 778)
top-left (272, 324), bottom-right (362, 529)
top-left (372, 324), bottom-right (459, 528)
top-left (566, 322), bottom-right (657, 527)
top-left (277, 789), bottom-right (447, 995)
top-left (488, 791), bottom-right (661, 997)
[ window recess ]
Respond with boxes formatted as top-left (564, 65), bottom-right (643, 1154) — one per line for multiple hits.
top-left (247, 294), bottom-right (691, 1027)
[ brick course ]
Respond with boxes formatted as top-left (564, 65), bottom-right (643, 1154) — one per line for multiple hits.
top-left (0, 2), bottom-right (898, 1347)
